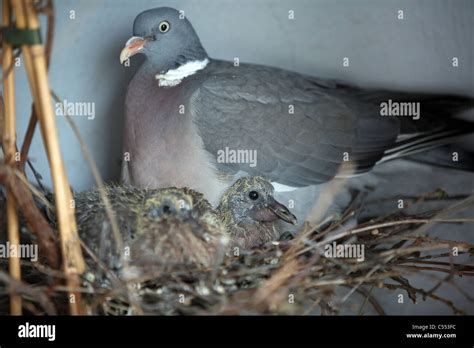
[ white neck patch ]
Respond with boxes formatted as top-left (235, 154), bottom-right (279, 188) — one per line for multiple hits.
top-left (155, 58), bottom-right (209, 87)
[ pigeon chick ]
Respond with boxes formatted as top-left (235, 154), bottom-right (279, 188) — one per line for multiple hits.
top-left (216, 176), bottom-right (296, 249)
top-left (74, 185), bottom-right (227, 280)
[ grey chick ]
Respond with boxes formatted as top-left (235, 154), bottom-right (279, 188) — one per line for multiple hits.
top-left (216, 176), bottom-right (296, 249)
top-left (74, 185), bottom-right (227, 281)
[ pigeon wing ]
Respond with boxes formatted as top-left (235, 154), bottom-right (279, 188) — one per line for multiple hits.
top-left (191, 60), bottom-right (399, 186)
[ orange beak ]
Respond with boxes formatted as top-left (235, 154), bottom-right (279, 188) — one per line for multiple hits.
top-left (120, 36), bottom-right (148, 64)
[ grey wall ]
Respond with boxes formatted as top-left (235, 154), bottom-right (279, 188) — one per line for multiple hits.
top-left (4, 0), bottom-right (474, 190)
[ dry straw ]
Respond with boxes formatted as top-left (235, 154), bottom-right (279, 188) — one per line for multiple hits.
top-left (1, 0), bottom-right (84, 315)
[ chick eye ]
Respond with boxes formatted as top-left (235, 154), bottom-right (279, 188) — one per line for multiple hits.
top-left (162, 205), bottom-right (172, 214)
top-left (248, 191), bottom-right (259, 200)
top-left (159, 21), bottom-right (170, 33)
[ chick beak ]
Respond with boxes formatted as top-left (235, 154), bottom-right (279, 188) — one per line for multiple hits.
top-left (266, 197), bottom-right (297, 225)
top-left (120, 36), bottom-right (148, 64)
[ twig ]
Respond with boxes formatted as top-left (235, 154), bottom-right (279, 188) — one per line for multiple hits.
top-left (0, 164), bottom-right (60, 268)
top-left (355, 285), bottom-right (385, 315)
top-left (12, 0), bottom-right (85, 315)
top-left (50, 91), bottom-right (125, 266)
top-left (0, 270), bottom-right (56, 315)
top-left (413, 194), bottom-right (474, 236)
top-left (2, 0), bottom-right (22, 315)
top-left (19, 0), bottom-right (55, 175)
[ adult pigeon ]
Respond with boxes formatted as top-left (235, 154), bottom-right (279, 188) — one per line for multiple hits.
top-left (120, 7), bottom-right (474, 205)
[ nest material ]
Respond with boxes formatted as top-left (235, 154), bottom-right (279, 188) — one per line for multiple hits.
top-left (3, 189), bottom-right (472, 316)
top-left (110, 210), bottom-right (473, 315)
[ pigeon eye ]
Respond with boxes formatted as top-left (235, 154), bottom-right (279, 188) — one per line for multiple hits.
top-left (248, 191), bottom-right (259, 200)
top-left (159, 21), bottom-right (170, 33)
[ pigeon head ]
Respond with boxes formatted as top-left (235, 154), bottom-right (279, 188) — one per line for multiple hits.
top-left (74, 185), bottom-right (227, 283)
top-left (129, 187), bottom-right (227, 278)
top-left (218, 176), bottom-right (297, 226)
top-left (120, 7), bottom-right (208, 76)
top-left (142, 188), bottom-right (194, 220)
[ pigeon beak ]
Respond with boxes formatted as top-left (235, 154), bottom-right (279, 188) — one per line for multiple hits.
top-left (266, 197), bottom-right (297, 225)
top-left (120, 36), bottom-right (148, 64)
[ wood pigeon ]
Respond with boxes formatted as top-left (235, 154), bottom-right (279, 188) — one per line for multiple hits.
top-left (120, 7), bottom-right (474, 205)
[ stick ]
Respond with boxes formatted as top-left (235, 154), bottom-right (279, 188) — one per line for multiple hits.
top-left (2, 0), bottom-right (22, 315)
top-left (0, 271), bottom-right (57, 315)
top-left (12, 0), bottom-right (85, 315)
top-left (0, 165), bottom-right (60, 268)
top-left (19, 0), bottom-right (54, 172)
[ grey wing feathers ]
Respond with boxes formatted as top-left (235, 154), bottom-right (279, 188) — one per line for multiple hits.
top-left (192, 60), bottom-right (400, 186)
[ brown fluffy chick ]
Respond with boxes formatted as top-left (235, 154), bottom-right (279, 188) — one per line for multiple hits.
top-left (217, 176), bottom-right (297, 249)
top-left (74, 185), bottom-right (227, 281)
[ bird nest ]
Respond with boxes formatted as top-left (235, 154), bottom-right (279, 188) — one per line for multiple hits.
top-left (3, 190), bottom-right (472, 316)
